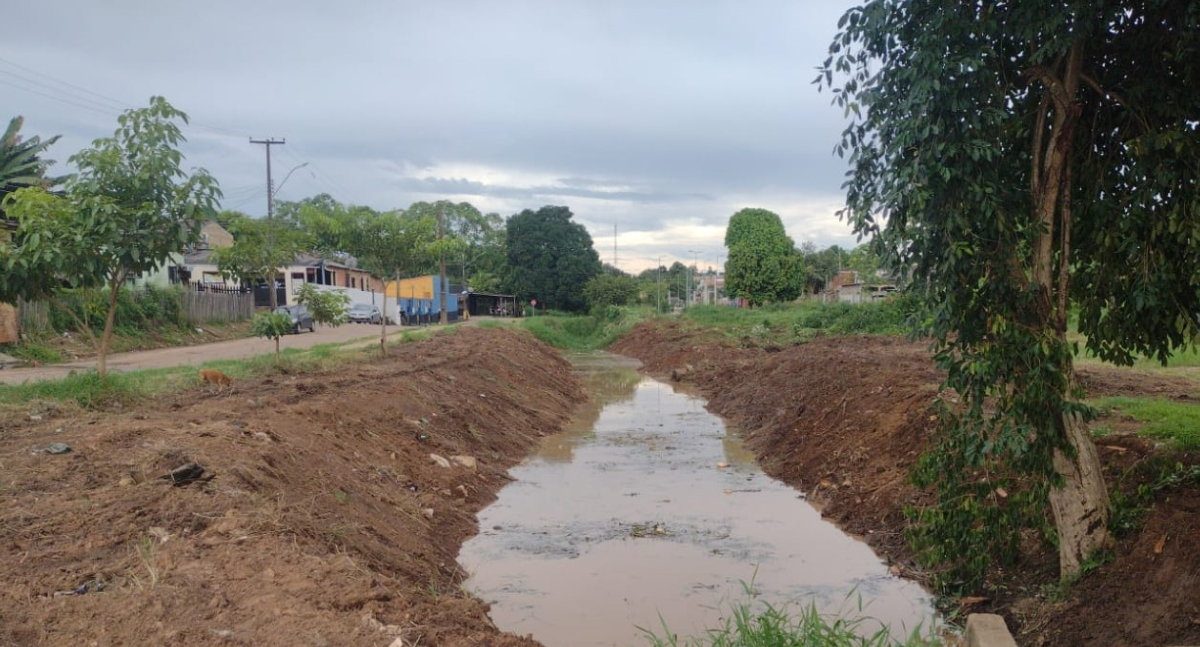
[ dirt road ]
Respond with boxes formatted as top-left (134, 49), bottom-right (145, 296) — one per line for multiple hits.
top-left (0, 323), bottom-right (405, 385)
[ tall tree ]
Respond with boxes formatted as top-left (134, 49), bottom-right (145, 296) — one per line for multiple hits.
top-left (506, 205), bottom-right (601, 312)
top-left (404, 201), bottom-right (471, 323)
top-left (723, 208), bottom-right (804, 307)
top-left (212, 210), bottom-right (309, 308)
top-left (1, 97), bottom-right (221, 377)
top-left (823, 1), bottom-right (1200, 587)
top-left (345, 208), bottom-right (433, 354)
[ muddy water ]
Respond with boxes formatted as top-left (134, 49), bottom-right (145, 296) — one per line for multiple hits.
top-left (460, 352), bottom-right (936, 646)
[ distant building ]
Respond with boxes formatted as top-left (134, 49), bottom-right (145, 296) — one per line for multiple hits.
top-left (385, 275), bottom-right (461, 322)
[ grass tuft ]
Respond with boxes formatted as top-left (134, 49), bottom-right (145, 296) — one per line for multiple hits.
top-left (640, 595), bottom-right (938, 647)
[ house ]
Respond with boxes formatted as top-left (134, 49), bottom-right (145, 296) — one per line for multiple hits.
top-left (129, 220), bottom-right (236, 288)
top-left (837, 282), bottom-right (897, 304)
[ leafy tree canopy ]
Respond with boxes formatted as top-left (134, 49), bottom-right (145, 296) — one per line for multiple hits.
top-left (0, 97), bottom-right (221, 376)
top-left (822, 0), bottom-right (1200, 588)
top-left (506, 205), bottom-right (601, 312)
top-left (583, 273), bottom-right (638, 311)
top-left (722, 208), bottom-right (804, 306)
top-left (1, 116), bottom-right (62, 221)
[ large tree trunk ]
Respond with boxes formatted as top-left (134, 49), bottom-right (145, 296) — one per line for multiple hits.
top-left (1028, 41), bottom-right (1111, 579)
top-left (1049, 404), bottom-right (1112, 577)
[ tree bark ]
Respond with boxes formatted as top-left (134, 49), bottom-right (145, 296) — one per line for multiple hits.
top-left (1027, 42), bottom-right (1111, 579)
top-left (98, 276), bottom-right (122, 379)
top-left (1049, 406), bottom-right (1113, 577)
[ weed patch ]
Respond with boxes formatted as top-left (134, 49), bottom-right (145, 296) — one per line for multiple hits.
top-left (641, 593), bottom-right (938, 647)
top-left (1094, 397), bottom-right (1200, 449)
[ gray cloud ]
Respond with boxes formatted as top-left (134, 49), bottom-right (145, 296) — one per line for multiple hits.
top-left (2, 0), bottom-right (861, 270)
top-left (394, 175), bottom-right (712, 204)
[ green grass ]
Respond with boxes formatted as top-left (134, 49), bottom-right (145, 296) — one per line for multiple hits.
top-left (683, 299), bottom-right (915, 344)
top-left (520, 300), bottom-right (917, 351)
top-left (641, 597), bottom-right (937, 647)
top-left (0, 327), bottom-right (440, 409)
top-left (522, 306), bottom-right (658, 350)
top-left (1093, 396), bottom-right (1200, 449)
top-left (2, 340), bottom-right (68, 364)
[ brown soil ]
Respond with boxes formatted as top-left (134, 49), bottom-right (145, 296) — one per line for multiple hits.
top-left (611, 319), bottom-right (1200, 647)
top-left (1, 327), bottom-right (582, 647)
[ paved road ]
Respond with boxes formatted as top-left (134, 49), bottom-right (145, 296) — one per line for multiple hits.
top-left (0, 323), bottom-right (406, 385)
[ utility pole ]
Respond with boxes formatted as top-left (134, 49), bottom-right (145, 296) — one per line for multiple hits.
top-left (656, 254), bottom-right (662, 313)
top-left (438, 202), bottom-right (448, 325)
top-left (688, 250), bottom-right (701, 308)
top-left (251, 137), bottom-right (285, 309)
top-left (614, 222), bottom-right (618, 272)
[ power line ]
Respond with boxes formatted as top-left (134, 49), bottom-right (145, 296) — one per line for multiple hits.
top-left (0, 55), bottom-right (130, 111)
top-left (0, 56), bottom-right (247, 141)
top-left (0, 77), bottom-right (122, 118)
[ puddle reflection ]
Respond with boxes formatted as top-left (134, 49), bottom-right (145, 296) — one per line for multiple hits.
top-left (460, 353), bottom-right (937, 647)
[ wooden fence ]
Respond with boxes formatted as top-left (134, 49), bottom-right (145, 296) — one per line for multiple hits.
top-left (181, 289), bottom-right (254, 323)
top-left (16, 298), bottom-right (50, 333)
top-left (15, 288), bottom-right (255, 335)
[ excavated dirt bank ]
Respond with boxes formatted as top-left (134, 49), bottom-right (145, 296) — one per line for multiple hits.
top-left (610, 319), bottom-right (1200, 647)
top-left (1, 328), bottom-right (582, 647)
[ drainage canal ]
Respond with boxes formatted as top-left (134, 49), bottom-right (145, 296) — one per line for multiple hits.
top-left (460, 352), bottom-right (937, 646)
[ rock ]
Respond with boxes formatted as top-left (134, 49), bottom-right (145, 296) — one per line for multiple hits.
top-left (160, 462), bottom-right (208, 486)
top-left (450, 455), bottom-right (477, 469)
top-left (422, 508), bottom-right (435, 518)
top-left (118, 476), bottom-right (134, 487)
top-left (964, 614), bottom-right (1018, 647)
top-left (388, 638), bottom-right (406, 647)
top-left (46, 442), bottom-right (72, 455)
top-left (429, 453), bottom-right (451, 468)
top-left (716, 462), bottom-right (729, 469)
top-left (29, 414), bottom-right (43, 421)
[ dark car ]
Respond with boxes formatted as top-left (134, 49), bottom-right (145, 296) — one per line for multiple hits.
top-left (274, 304), bottom-right (315, 333)
top-left (348, 303), bottom-right (382, 324)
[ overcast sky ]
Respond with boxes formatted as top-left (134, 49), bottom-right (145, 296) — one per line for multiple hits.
top-left (3, 0), bottom-right (861, 273)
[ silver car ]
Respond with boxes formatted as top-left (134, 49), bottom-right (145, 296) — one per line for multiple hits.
top-left (348, 303), bottom-right (382, 324)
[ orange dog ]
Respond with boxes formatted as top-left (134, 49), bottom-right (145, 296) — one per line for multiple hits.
top-left (198, 369), bottom-right (232, 391)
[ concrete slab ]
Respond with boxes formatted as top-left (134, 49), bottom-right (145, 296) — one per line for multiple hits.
top-left (965, 614), bottom-right (1018, 647)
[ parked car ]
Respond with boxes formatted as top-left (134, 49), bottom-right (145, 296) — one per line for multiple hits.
top-left (274, 304), bottom-right (315, 333)
top-left (348, 303), bottom-right (382, 324)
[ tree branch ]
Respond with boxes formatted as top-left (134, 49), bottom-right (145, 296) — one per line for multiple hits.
top-left (1079, 73), bottom-right (1150, 132)
top-left (48, 295), bottom-right (98, 349)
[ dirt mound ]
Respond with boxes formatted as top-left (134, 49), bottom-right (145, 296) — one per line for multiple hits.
top-left (1, 327), bottom-right (582, 647)
top-left (611, 319), bottom-right (1200, 647)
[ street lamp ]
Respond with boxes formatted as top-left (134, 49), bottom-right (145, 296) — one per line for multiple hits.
top-left (273, 162), bottom-right (309, 205)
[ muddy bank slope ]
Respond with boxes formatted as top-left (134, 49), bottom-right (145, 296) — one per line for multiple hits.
top-left (611, 319), bottom-right (1200, 647)
top-left (1, 327), bottom-right (582, 647)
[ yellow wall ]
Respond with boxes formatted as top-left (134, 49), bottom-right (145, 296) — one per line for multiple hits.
top-left (385, 276), bottom-right (434, 300)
